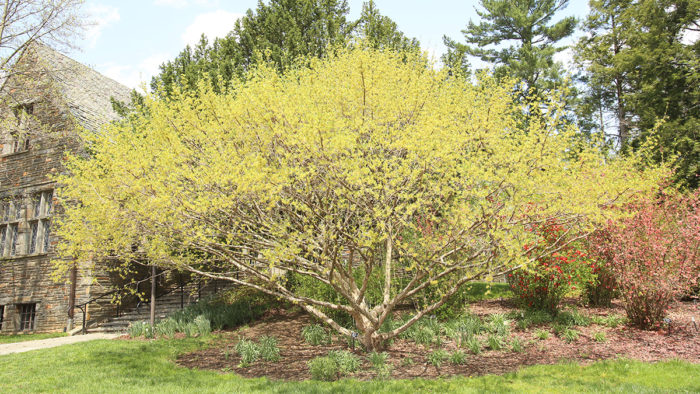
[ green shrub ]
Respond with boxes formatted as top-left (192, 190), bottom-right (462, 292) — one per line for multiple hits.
top-left (466, 336), bottom-right (482, 354)
top-left (258, 336), bottom-right (281, 362)
top-left (400, 357), bottom-right (415, 367)
top-left (584, 263), bottom-right (618, 307)
top-left (167, 286), bottom-right (281, 333)
top-left (449, 350), bottom-right (467, 365)
top-left (535, 329), bottom-right (550, 340)
top-left (301, 324), bottom-right (330, 346)
top-left (308, 356), bottom-right (339, 381)
top-left (427, 349), bottom-right (449, 368)
top-left (235, 338), bottom-right (260, 367)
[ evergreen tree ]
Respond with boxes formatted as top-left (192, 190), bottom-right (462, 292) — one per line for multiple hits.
top-left (151, 0), bottom-right (418, 97)
top-left (351, 0), bottom-right (420, 52)
top-left (444, 0), bottom-right (577, 103)
top-left (576, 0), bottom-right (700, 188)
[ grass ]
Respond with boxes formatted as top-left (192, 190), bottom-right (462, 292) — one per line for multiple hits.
top-left (0, 337), bottom-right (697, 393)
top-left (458, 282), bottom-right (512, 302)
top-left (0, 332), bottom-right (67, 344)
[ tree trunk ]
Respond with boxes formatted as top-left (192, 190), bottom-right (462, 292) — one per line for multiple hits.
top-left (150, 265), bottom-right (156, 327)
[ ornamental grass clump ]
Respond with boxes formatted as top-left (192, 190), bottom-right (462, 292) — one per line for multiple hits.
top-left (589, 192), bottom-right (700, 329)
top-left (308, 350), bottom-right (360, 381)
top-left (302, 324), bottom-right (330, 346)
top-left (427, 349), bottom-right (449, 368)
top-left (258, 336), bottom-right (281, 362)
top-left (235, 338), bottom-right (260, 367)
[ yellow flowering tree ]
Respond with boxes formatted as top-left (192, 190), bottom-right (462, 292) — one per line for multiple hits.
top-left (54, 47), bottom-right (665, 350)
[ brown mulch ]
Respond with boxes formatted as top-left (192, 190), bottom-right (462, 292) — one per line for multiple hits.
top-left (175, 299), bottom-right (700, 381)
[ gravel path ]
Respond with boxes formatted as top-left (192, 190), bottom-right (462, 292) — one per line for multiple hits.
top-left (0, 333), bottom-right (121, 356)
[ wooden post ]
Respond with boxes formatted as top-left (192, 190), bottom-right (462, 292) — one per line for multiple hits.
top-left (67, 264), bottom-right (77, 331)
top-left (150, 265), bottom-right (156, 327)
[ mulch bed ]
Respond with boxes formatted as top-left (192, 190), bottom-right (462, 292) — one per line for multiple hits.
top-left (175, 298), bottom-right (700, 381)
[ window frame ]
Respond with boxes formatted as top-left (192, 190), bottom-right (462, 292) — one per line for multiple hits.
top-left (17, 303), bottom-right (36, 331)
top-left (27, 190), bottom-right (53, 255)
top-left (3, 103), bottom-right (34, 155)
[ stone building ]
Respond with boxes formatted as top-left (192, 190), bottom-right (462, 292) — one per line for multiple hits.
top-left (0, 44), bottom-right (132, 333)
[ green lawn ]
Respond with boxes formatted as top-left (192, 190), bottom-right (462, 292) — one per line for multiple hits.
top-left (0, 332), bottom-right (67, 344)
top-left (461, 282), bottom-right (512, 301)
top-left (0, 336), bottom-right (697, 393)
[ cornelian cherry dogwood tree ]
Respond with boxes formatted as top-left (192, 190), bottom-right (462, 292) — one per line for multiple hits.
top-left (55, 47), bottom-right (665, 350)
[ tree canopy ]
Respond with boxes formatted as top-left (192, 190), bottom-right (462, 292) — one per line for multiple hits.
top-left (443, 0), bottom-right (577, 103)
top-left (56, 47), bottom-right (666, 350)
top-left (151, 0), bottom-right (418, 97)
top-left (575, 0), bottom-right (700, 188)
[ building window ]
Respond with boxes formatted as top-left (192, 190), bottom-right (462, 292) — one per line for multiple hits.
top-left (1, 103), bottom-right (33, 155)
top-left (12, 198), bottom-right (22, 220)
top-left (17, 303), bottom-right (36, 331)
top-left (0, 225), bottom-right (5, 256)
top-left (28, 220), bottom-right (38, 254)
top-left (0, 196), bottom-right (22, 257)
top-left (0, 196), bottom-right (22, 258)
top-left (27, 190), bottom-right (53, 254)
top-left (42, 220), bottom-right (51, 252)
top-left (9, 223), bottom-right (18, 256)
top-left (13, 103), bottom-right (34, 126)
top-left (0, 200), bottom-right (8, 222)
top-left (0, 305), bottom-right (4, 330)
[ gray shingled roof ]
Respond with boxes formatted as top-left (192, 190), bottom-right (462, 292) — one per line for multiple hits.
top-left (32, 44), bottom-right (132, 132)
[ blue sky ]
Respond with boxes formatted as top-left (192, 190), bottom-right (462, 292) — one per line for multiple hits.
top-left (73, 0), bottom-right (590, 90)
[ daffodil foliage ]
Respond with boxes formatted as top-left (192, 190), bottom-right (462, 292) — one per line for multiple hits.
top-left (55, 47), bottom-right (665, 350)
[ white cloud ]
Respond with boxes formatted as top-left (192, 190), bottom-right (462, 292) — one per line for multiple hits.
top-left (100, 53), bottom-right (171, 92)
top-left (154, 0), bottom-right (221, 8)
top-left (181, 11), bottom-right (244, 47)
top-left (85, 4), bottom-right (120, 48)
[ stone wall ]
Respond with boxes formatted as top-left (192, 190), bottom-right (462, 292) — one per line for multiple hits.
top-left (0, 60), bottom-right (93, 333)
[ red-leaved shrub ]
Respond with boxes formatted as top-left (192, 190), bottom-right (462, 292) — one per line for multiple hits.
top-left (509, 221), bottom-right (593, 313)
top-left (589, 192), bottom-right (700, 329)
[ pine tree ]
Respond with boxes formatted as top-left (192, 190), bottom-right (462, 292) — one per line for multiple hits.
top-left (151, 0), bottom-right (418, 97)
top-left (444, 0), bottom-right (577, 103)
top-left (576, 0), bottom-right (700, 188)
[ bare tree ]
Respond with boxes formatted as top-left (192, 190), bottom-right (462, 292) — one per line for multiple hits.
top-left (0, 0), bottom-right (87, 75)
